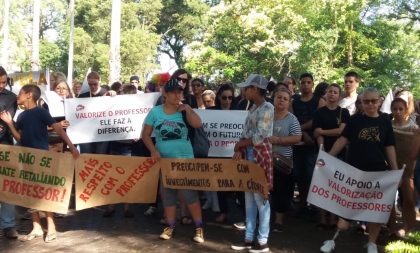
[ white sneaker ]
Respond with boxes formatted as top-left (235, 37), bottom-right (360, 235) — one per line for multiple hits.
top-left (366, 242), bottom-right (378, 253)
top-left (320, 240), bottom-right (335, 253)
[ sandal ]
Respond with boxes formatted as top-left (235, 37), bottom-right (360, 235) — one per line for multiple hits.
top-left (180, 216), bottom-right (192, 225)
top-left (20, 231), bottom-right (44, 241)
top-left (44, 233), bottom-right (57, 243)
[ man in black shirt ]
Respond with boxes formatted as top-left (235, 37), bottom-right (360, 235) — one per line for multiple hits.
top-left (0, 66), bottom-right (18, 239)
top-left (292, 73), bottom-right (325, 208)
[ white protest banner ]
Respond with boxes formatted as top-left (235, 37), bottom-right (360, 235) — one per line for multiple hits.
top-left (307, 150), bottom-right (403, 223)
top-left (65, 93), bottom-right (160, 144)
top-left (43, 91), bottom-right (65, 117)
top-left (196, 110), bottom-right (247, 157)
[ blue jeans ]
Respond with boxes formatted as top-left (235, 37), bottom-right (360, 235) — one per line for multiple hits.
top-left (0, 203), bottom-right (15, 229)
top-left (244, 192), bottom-right (270, 245)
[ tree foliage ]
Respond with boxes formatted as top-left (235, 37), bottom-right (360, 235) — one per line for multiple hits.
top-left (185, 0), bottom-right (420, 98)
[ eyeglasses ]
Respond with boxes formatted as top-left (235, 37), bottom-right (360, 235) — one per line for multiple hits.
top-left (221, 96), bottom-right (233, 101)
top-left (192, 83), bottom-right (202, 87)
top-left (176, 77), bottom-right (189, 83)
top-left (362, 99), bottom-right (378, 104)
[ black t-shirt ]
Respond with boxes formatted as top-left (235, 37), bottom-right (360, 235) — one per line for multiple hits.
top-left (313, 106), bottom-right (350, 152)
top-left (0, 89), bottom-right (17, 144)
top-left (341, 113), bottom-right (395, 171)
top-left (292, 94), bottom-right (320, 125)
top-left (78, 88), bottom-right (107, 98)
top-left (16, 107), bottom-right (56, 150)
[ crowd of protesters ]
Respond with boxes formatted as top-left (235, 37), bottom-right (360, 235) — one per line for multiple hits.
top-left (0, 65), bottom-right (419, 253)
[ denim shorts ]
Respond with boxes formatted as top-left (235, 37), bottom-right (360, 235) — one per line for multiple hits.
top-left (159, 177), bottom-right (199, 207)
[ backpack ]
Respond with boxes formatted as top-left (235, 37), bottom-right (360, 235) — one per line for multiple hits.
top-left (182, 111), bottom-right (210, 158)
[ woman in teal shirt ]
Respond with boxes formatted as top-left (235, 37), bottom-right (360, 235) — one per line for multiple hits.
top-left (142, 78), bottom-right (205, 243)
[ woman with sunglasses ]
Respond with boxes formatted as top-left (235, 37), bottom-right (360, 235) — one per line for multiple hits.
top-left (320, 87), bottom-right (398, 253)
top-left (171, 69), bottom-right (198, 109)
top-left (205, 84), bottom-right (236, 222)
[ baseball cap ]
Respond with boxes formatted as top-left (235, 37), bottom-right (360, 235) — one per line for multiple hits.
top-left (237, 74), bottom-right (269, 90)
top-left (164, 78), bottom-right (184, 92)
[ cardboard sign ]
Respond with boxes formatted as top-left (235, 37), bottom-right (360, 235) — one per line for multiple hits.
top-left (0, 144), bottom-right (74, 214)
top-left (307, 150), bottom-right (403, 223)
top-left (160, 158), bottom-right (269, 197)
top-left (75, 154), bottom-right (160, 210)
top-left (196, 110), bottom-right (248, 157)
top-left (65, 93), bottom-right (160, 144)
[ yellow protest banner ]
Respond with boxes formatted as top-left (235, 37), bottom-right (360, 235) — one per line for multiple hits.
top-left (160, 158), bottom-right (269, 197)
top-left (0, 144), bottom-right (74, 214)
top-left (75, 154), bottom-right (161, 211)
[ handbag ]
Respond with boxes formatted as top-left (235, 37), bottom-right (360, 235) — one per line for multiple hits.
top-left (182, 111), bottom-right (210, 158)
top-left (273, 153), bottom-right (293, 175)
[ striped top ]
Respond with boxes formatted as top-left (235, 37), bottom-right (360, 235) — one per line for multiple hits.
top-left (272, 112), bottom-right (302, 158)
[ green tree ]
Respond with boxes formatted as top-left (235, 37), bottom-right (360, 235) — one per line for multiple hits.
top-left (156, 0), bottom-right (209, 67)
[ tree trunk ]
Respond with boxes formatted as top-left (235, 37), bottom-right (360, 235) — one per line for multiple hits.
top-left (1, 0), bottom-right (10, 69)
top-left (67, 0), bottom-right (75, 88)
top-left (109, 0), bottom-right (121, 83)
top-left (347, 21), bottom-right (353, 67)
top-left (31, 0), bottom-right (41, 71)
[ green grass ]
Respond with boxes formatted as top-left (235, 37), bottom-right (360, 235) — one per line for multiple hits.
top-left (385, 232), bottom-right (420, 253)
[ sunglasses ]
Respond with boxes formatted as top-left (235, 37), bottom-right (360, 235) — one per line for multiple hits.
top-left (221, 96), bottom-right (233, 101)
top-left (362, 99), bottom-right (379, 104)
top-left (176, 77), bottom-right (189, 83)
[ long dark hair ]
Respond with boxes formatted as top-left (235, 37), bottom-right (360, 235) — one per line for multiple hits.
top-left (171, 69), bottom-right (190, 98)
top-left (215, 83), bottom-right (235, 109)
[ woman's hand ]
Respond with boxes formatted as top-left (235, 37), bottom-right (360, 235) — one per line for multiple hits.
top-left (151, 150), bottom-right (161, 161)
top-left (177, 103), bottom-right (192, 113)
top-left (233, 151), bottom-right (242, 160)
top-left (268, 136), bottom-right (281, 145)
top-left (60, 120), bottom-right (70, 129)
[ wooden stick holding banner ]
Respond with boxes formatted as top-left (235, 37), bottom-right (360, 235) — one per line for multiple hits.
top-left (307, 150), bottom-right (403, 223)
top-left (0, 144), bottom-right (74, 214)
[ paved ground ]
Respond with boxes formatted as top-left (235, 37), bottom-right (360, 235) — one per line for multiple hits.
top-left (0, 202), bottom-right (419, 253)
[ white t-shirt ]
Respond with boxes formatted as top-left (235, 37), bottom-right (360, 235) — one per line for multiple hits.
top-left (338, 96), bottom-right (357, 116)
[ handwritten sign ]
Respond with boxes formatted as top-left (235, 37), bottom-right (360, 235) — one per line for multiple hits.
top-left (0, 144), bottom-right (74, 214)
top-left (307, 150), bottom-right (403, 223)
top-left (160, 158), bottom-right (269, 197)
top-left (75, 154), bottom-right (160, 210)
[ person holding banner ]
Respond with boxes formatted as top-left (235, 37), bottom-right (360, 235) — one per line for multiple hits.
top-left (142, 78), bottom-right (205, 243)
top-left (42, 80), bottom-right (73, 153)
top-left (78, 72), bottom-right (109, 155)
top-left (313, 84), bottom-right (350, 228)
top-left (0, 84), bottom-right (79, 243)
top-left (320, 87), bottom-right (398, 253)
top-left (269, 87), bottom-right (302, 233)
top-left (231, 74), bottom-right (274, 253)
top-left (0, 66), bottom-right (18, 239)
top-left (389, 97), bottom-right (418, 237)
